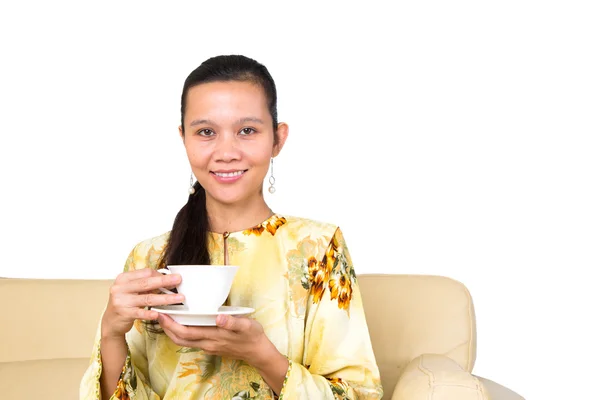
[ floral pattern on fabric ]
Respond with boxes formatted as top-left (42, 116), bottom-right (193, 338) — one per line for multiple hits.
top-left (243, 215), bottom-right (287, 236)
top-left (328, 378), bottom-right (353, 400)
top-left (306, 228), bottom-right (357, 312)
top-left (285, 235), bottom-right (329, 316)
top-left (79, 215), bottom-right (382, 400)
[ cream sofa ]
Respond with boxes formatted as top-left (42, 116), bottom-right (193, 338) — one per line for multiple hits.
top-left (0, 275), bottom-right (525, 399)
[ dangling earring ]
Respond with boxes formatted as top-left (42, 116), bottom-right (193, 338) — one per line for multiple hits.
top-left (268, 158), bottom-right (276, 194)
top-left (188, 173), bottom-right (196, 195)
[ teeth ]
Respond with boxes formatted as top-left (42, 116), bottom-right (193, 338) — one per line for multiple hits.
top-left (215, 171), bottom-right (244, 177)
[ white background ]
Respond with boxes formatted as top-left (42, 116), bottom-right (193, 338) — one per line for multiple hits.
top-left (1, 1), bottom-right (598, 399)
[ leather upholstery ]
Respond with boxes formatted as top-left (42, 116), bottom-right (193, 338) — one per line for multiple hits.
top-left (0, 275), bottom-right (525, 399)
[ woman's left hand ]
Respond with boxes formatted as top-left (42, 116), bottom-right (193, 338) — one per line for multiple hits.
top-left (157, 313), bottom-right (273, 367)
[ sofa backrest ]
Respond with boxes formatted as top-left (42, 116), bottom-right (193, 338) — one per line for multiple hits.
top-left (0, 278), bottom-right (113, 399)
top-left (0, 278), bottom-right (112, 363)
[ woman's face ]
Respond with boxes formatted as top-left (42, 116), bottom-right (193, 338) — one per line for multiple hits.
top-left (180, 81), bottom-right (287, 207)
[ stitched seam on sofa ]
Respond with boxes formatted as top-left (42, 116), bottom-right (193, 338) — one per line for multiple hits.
top-left (427, 369), bottom-right (487, 399)
top-left (444, 340), bottom-right (470, 363)
top-left (418, 355), bottom-right (487, 399)
top-left (473, 376), bottom-right (487, 400)
top-left (417, 355), bottom-right (435, 400)
top-left (462, 284), bottom-right (476, 371)
top-left (431, 383), bottom-right (481, 389)
top-left (430, 385), bottom-right (484, 400)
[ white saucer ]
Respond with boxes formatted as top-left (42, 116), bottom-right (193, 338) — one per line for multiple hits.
top-left (151, 305), bottom-right (255, 326)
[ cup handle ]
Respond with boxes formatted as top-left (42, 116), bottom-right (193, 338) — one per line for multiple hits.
top-left (156, 268), bottom-right (176, 295)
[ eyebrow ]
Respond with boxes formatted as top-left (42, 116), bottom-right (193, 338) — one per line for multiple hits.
top-left (189, 117), bottom-right (265, 127)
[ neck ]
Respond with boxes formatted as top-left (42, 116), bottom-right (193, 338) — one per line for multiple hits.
top-left (205, 195), bottom-right (273, 234)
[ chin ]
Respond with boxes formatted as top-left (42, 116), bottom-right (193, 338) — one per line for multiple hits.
top-left (207, 190), bottom-right (250, 206)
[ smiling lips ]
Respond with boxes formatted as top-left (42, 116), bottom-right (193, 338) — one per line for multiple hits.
top-left (211, 169), bottom-right (247, 183)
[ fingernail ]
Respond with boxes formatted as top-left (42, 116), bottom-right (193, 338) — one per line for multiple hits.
top-left (176, 295), bottom-right (185, 301)
top-left (216, 314), bottom-right (226, 326)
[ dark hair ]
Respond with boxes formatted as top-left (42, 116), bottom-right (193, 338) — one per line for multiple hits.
top-left (159, 54), bottom-right (279, 268)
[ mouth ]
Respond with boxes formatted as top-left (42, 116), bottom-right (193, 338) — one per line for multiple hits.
top-left (211, 170), bottom-right (248, 178)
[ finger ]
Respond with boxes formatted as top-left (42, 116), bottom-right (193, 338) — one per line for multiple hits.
top-left (159, 324), bottom-right (216, 352)
top-left (111, 286), bottom-right (183, 310)
top-left (156, 313), bottom-right (178, 331)
top-left (130, 307), bottom-right (159, 321)
top-left (129, 274), bottom-right (182, 294)
top-left (158, 314), bottom-right (214, 341)
top-left (159, 322), bottom-right (184, 346)
top-left (158, 315), bottom-right (198, 347)
top-left (157, 313), bottom-right (188, 337)
top-left (141, 288), bottom-right (178, 295)
top-left (195, 340), bottom-right (220, 355)
top-left (216, 315), bottom-right (251, 332)
top-left (133, 293), bottom-right (185, 308)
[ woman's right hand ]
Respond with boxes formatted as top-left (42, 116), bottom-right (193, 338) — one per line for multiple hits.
top-left (101, 268), bottom-right (184, 339)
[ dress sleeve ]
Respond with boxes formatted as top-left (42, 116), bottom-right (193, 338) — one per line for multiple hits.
top-left (79, 246), bottom-right (161, 400)
top-left (279, 227), bottom-right (384, 399)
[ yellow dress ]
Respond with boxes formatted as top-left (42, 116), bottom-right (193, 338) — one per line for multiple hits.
top-left (80, 214), bottom-right (383, 399)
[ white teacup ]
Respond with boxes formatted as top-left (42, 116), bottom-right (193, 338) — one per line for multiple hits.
top-left (157, 265), bottom-right (239, 313)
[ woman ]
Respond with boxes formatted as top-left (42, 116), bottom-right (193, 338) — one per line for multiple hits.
top-left (80, 55), bottom-right (383, 399)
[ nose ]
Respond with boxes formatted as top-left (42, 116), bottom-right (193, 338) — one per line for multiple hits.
top-left (214, 132), bottom-right (241, 162)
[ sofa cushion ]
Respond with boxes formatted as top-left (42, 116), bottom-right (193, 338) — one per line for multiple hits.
top-left (392, 354), bottom-right (489, 400)
top-left (0, 278), bottom-right (112, 362)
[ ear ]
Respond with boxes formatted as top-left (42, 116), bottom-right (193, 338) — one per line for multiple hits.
top-left (178, 126), bottom-right (185, 142)
top-left (272, 122), bottom-right (289, 158)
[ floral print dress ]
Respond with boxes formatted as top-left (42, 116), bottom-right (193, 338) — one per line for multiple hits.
top-left (80, 214), bottom-right (383, 399)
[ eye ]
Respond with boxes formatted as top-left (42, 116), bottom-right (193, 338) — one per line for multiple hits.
top-left (196, 129), bottom-right (215, 137)
top-left (239, 127), bottom-right (256, 135)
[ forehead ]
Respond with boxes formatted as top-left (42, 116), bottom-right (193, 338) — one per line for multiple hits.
top-left (185, 81), bottom-right (269, 122)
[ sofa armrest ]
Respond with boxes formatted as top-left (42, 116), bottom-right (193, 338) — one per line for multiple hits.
top-left (391, 354), bottom-right (490, 400)
top-left (474, 376), bottom-right (525, 400)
